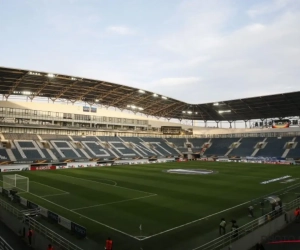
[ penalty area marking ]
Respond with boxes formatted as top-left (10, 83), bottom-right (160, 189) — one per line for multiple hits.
top-left (40, 193), bottom-right (70, 198)
top-left (20, 190), bottom-right (141, 240)
top-left (71, 194), bottom-right (157, 211)
top-left (52, 173), bottom-right (156, 196)
top-left (31, 181), bottom-right (70, 193)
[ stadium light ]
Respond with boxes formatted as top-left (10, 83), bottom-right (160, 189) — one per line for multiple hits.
top-left (187, 111), bottom-right (192, 114)
top-left (138, 107), bottom-right (144, 110)
top-left (71, 77), bottom-right (77, 80)
top-left (213, 102), bottom-right (219, 106)
top-left (195, 112), bottom-right (198, 114)
top-left (138, 90), bottom-right (145, 94)
top-left (153, 93), bottom-right (158, 97)
top-left (182, 111), bottom-right (186, 113)
top-left (29, 71), bottom-right (41, 76)
top-left (22, 91), bottom-right (31, 95)
top-left (218, 110), bottom-right (231, 114)
top-left (95, 99), bottom-right (99, 102)
top-left (162, 96), bottom-right (167, 100)
top-left (47, 73), bottom-right (55, 78)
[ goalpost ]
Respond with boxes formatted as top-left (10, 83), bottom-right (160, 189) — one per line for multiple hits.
top-left (3, 174), bottom-right (29, 192)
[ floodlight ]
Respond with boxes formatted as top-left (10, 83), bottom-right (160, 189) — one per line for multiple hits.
top-left (138, 107), bottom-right (144, 110)
top-left (182, 111), bottom-right (186, 113)
top-left (95, 99), bottom-right (99, 102)
top-left (195, 112), bottom-right (198, 114)
top-left (131, 105), bottom-right (136, 109)
top-left (153, 93), bottom-right (158, 97)
top-left (47, 73), bottom-right (55, 78)
top-left (187, 111), bottom-right (192, 114)
top-left (71, 77), bottom-right (77, 80)
top-left (162, 96), bottom-right (167, 100)
top-left (213, 102), bottom-right (219, 106)
top-left (22, 91), bottom-right (31, 95)
top-left (218, 110), bottom-right (231, 114)
top-left (138, 90), bottom-right (145, 93)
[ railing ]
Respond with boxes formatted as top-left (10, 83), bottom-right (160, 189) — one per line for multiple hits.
top-left (0, 236), bottom-right (14, 250)
top-left (0, 200), bottom-right (83, 250)
top-left (193, 198), bottom-right (300, 250)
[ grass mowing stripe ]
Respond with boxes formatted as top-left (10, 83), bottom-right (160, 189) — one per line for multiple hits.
top-left (140, 200), bottom-right (251, 241)
top-left (40, 193), bottom-right (70, 198)
top-left (21, 189), bottom-right (140, 240)
top-left (52, 173), bottom-right (157, 196)
top-left (31, 181), bottom-right (70, 194)
top-left (71, 194), bottom-right (157, 211)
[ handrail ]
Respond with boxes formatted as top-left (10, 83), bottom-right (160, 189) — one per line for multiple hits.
top-left (0, 199), bottom-right (83, 250)
top-left (193, 197), bottom-right (300, 250)
top-left (0, 236), bottom-right (14, 250)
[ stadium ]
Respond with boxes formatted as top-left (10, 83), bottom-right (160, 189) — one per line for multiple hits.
top-left (0, 66), bottom-right (300, 250)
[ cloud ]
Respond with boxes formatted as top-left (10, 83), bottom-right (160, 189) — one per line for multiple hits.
top-left (247, 0), bottom-right (292, 18)
top-left (153, 77), bottom-right (202, 86)
top-left (106, 25), bottom-right (135, 35)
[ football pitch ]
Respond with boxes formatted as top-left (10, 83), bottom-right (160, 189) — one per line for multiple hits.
top-left (2, 161), bottom-right (300, 250)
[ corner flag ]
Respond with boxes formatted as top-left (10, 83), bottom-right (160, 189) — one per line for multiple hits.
top-left (139, 224), bottom-right (142, 231)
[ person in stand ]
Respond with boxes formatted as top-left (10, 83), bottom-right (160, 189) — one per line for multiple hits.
top-left (47, 244), bottom-right (54, 250)
top-left (231, 220), bottom-right (239, 238)
top-left (248, 205), bottom-right (254, 217)
top-left (294, 207), bottom-right (300, 222)
top-left (28, 228), bottom-right (33, 246)
top-left (105, 237), bottom-right (113, 250)
top-left (219, 218), bottom-right (226, 236)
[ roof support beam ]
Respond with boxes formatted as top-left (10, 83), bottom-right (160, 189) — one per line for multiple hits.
top-left (29, 80), bottom-right (51, 99)
top-left (108, 92), bottom-right (136, 106)
top-left (53, 80), bottom-right (80, 101)
top-left (96, 85), bottom-right (125, 101)
top-left (4, 73), bottom-right (28, 99)
top-left (75, 82), bottom-right (104, 102)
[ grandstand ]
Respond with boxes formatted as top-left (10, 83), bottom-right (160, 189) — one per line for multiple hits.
top-left (0, 66), bottom-right (300, 250)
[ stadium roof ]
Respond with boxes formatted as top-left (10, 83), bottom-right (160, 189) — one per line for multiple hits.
top-left (0, 66), bottom-right (300, 121)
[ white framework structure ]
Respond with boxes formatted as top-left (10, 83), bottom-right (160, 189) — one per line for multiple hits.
top-left (2, 174), bottom-right (29, 192)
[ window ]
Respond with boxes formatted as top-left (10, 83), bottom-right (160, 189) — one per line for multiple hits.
top-left (25, 109), bottom-right (29, 115)
top-left (48, 111), bottom-right (51, 116)
top-left (34, 110), bottom-right (37, 115)
top-left (56, 112), bottom-right (59, 117)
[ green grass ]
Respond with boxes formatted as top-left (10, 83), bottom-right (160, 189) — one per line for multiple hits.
top-left (1, 161), bottom-right (300, 250)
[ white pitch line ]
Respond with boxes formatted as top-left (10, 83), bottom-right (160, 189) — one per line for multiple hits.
top-left (52, 173), bottom-right (156, 196)
top-left (140, 200), bottom-right (251, 241)
top-left (40, 192), bottom-right (69, 198)
top-left (20, 191), bottom-right (140, 240)
top-left (31, 181), bottom-right (70, 193)
top-left (72, 194), bottom-right (157, 211)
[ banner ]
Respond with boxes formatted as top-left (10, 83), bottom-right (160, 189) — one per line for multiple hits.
top-left (39, 206), bottom-right (48, 217)
top-left (30, 165), bottom-right (56, 171)
top-left (71, 222), bottom-right (87, 238)
top-left (58, 216), bottom-right (71, 230)
top-left (48, 211), bottom-right (59, 223)
top-left (27, 201), bottom-right (39, 209)
top-left (20, 197), bottom-right (27, 206)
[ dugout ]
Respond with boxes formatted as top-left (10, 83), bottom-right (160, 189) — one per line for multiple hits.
top-left (261, 195), bottom-right (282, 215)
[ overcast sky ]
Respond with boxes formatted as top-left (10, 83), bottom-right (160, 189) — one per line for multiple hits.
top-left (0, 0), bottom-right (299, 104)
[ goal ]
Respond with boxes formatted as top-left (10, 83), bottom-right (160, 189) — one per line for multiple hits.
top-left (3, 174), bottom-right (29, 192)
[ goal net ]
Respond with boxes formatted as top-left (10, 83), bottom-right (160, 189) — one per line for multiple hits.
top-left (3, 174), bottom-right (29, 192)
